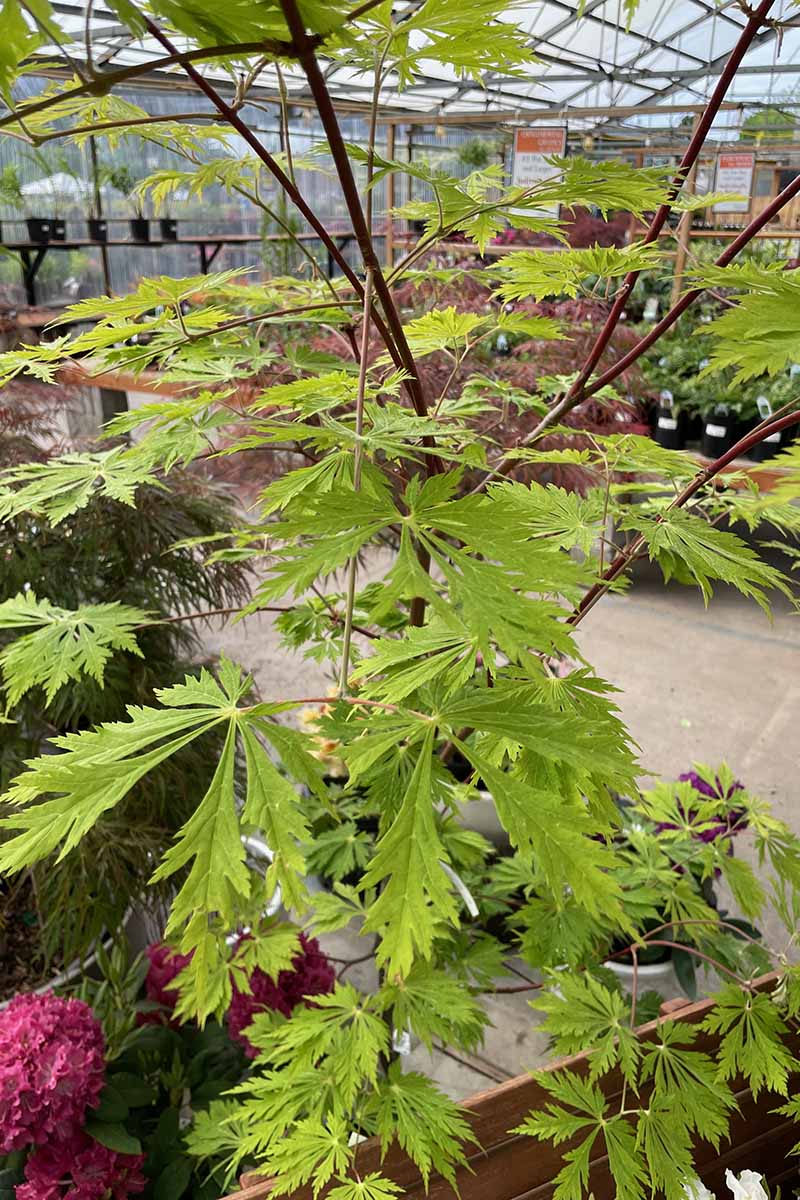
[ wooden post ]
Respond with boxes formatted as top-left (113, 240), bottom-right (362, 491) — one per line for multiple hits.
top-left (385, 121), bottom-right (395, 268)
top-left (670, 116), bottom-right (701, 309)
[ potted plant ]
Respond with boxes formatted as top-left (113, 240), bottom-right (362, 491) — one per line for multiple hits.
top-left (2, 6), bottom-right (800, 1198)
top-left (0, 405), bottom-right (251, 978)
top-left (653, 387), bottom-right (686, 449)
top-left (0, 918), bottom-right (337, 1200)
top-left (107, 166), bottom-right (150, 241)
top-left (0, 163), bottom-right (66, 245)
top-left (159, 216), bottom-right (179, 241)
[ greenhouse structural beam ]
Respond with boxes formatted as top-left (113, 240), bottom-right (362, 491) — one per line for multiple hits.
top-left (377, 101), bottom-right (742, 124)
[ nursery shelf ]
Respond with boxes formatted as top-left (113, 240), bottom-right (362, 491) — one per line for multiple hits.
top-left (0, 230), bottom-right (363, 305)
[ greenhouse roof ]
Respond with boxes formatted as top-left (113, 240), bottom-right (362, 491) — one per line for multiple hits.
top-left (33, 1), bottom-right (800, 131)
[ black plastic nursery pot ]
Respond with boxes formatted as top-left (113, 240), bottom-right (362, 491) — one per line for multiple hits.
top-left (159, 217), bottom-right (178, 241)
top-left (130, 217), bottom-right (150, 242)
top-left (701, 409), bottom-right (738, 459)
top-left (88, 217), bottom-right (108, 242)
top-left (749, 425), bottom-right (785, 462)
top-left (652, 405), bottom-right (685, 450)
top-left (25, 217), bottom-right (52, 243)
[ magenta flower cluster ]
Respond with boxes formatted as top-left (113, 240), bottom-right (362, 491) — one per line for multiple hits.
top-left (17, 1130), bottom-right (146, 1200)
top-left (146, 931), bottom-right (336, 1057)
top-left (0, 992), bottom-right (105, 1153)
top-left (0, 992), bottom-right (145, 1198)
top-left (228, 932), bottom-right (336, 1058)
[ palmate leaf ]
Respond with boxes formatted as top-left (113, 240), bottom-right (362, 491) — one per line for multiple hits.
top-left (0, 658), bottom-right (315, 1019)
top-left (457, 744), bottom-right (624, 924)
top-left (266, 1117), bottom-right (352, 1198)
top-left (0, 592), bottom-right (146, 705)
top-left (327, 1176), bottom-right (402, 1200)
top-left (532, 971), bottom-right (640, 1085)
top-left (487, 479), bottom-right (605, 555)
top-left (619, 508), bottom-right (792, 612)
top-left (0, 448), bottom-right (159, 525)
top-left (516, 1073), bottom-right (605, 1200)
top-left (398, 307), bottom-right (485, 358)
top-left (361, 729), bottom-right (460, 978)
top-left (443, 681), bottom-right (638, 794)
top-left (489, 243), bottom-right (665, 302)
top-left (369, 1064), bottom-right (473, 1188)
top-left (640, 1022), bottom-right (736, 1148)
top-left (690, 262), bottom-right (800, 383)
top-left (244, 983), bottom-right (389, 1114)
top-left (702, 983), bottom-right (798, 1097)
top-left (352, 621), bottom-right (479, 703)
top-left (377, 962), bottom-right (489, 1052)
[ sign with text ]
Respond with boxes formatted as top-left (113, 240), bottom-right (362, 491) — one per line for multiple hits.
top-left (713, 152), bottom-right (755, 213)
top-left (511, 126), bottom-right (567, 215)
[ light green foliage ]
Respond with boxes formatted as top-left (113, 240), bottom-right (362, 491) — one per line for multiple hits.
top-left (0, 658), bottom-right (319, 1020)
top-left (368, 1064), bottom-right (474, 1188)
top-left (702, 984), bottom-right (797, 1096)
top-left (691, 262), bottom-right (800, 382)
top-left (619, 508), bottom-right (792, 612)
top-left (0, 449), bottom-right (159, 523)
top-left (0, 592), bottom-right (146, 705)
top-left (490, 242), bottom-right (666, 301)
top-left (361, 729), bottom-right (461, 977)
top-left (1, 3), bottom-right (800, 1197)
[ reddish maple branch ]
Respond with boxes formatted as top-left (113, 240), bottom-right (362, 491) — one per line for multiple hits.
top-left (569, 407), bottom-right (800, 626)
top-left (551, 0), bottom-right (777, 416)
top-left (140, 15), bottom-right (417, 402)
top-left (277, 0), bottom-right (442, 631)
top-left (585, 169), bottom-right (800, 399)
top-left (276, 1), bottom-right (436, 443)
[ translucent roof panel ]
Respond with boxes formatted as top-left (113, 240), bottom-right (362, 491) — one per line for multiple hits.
top-left (30, 0), bottom-right (800, 127)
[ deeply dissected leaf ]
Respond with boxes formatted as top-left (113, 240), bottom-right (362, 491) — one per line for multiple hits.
top-left (361, 729), bottom-right (460, 977)
top-left (0, 592), bottom-right (146, 705)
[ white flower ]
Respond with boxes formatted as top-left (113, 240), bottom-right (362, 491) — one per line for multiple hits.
top-left (683, 1178), bottom-right (715, 1200)
top-left (726, 1169), bottom-right (769, 1200)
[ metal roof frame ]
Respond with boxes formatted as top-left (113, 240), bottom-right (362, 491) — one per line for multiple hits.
top-left (16, 0), bottom-right (800, 135)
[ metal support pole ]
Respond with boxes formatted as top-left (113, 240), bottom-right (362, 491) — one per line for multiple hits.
top-left (385, 122), bottom-right (395, 268)
top-left (20, 247), bottom-right (47, 307)
top-left (89, 137), bottom-right (112, 295)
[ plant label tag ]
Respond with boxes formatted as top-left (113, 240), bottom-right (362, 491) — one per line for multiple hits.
top-left (765, 432), bottom-right (781, 444)
top-left (658, 416), bottom-right (678, 431)
top-left (705, 423), bottom-right (727, 438)
top-left (756, 395), bottom-right (772, 419)
top-left (392, 1028), bottom-right (413, 1056)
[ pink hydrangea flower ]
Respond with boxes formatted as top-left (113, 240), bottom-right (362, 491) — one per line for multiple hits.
top-left (139, 942), bottom-right (194, 1025)
top-left (17, 1128), bottom-right (146, 1200)
top-left (227, 932), bottom-right (335, 1058)
top-left (0, 992), bottom-right (105, 1153)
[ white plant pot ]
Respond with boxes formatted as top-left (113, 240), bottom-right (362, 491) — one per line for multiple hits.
top-left (451, 789), bottom-right (510, 851)
top-left (604, 956), bottom-right (681, 998)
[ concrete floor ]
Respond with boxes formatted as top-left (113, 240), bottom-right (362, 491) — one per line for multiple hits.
top-left (204, 557), bottom-right (799, 1100)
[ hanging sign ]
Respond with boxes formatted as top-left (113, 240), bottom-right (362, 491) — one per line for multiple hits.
top-left (511, 126), bottom-right (567, 214)
top-left (713, 152), bottom-right (755, 213)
